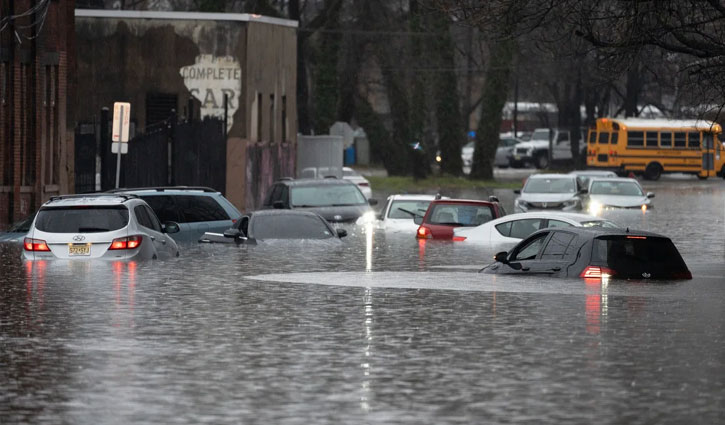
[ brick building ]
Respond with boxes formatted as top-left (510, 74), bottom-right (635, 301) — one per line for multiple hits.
top-left (0, 1), bottom-right (75, 230)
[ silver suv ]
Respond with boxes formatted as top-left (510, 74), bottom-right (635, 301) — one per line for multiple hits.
top-left (23, 194), bottom-right (180, 261)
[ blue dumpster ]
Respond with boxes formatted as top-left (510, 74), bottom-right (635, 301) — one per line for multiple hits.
top-left (344, 146), bottom-right (356, 165)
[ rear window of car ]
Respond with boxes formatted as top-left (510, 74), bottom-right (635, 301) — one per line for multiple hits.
top-left (290, 185), bottom-right (366, 207)
top-left (427, 204), bottom-right (494, 226)
top-left (250, 214), bottom-right (334, 239)
top-left (141, 195), bottom-right (229, 223)
top-left (591, 236), bottom-right (688, 277)
top-left (34, 206), bottom-right (129, 233)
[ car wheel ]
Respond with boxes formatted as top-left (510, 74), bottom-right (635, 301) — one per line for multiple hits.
top-left (535, 153), bottom-right (549, 169)
top-left (643, 162), bottom-right (662, 180)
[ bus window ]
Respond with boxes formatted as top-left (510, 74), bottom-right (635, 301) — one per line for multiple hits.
top-left (646, 131), bottom-right (658, 147)
top-left (628, 131), bottom-right (644, 147)
top-left (674, 132), bottom-right (687, 147)
top-left (611, 132), bottom-right (618, 144)
top-left (688, 132), bottom-right (700, 149)
top-left (588, 131), bottom-right (597, 144)
top-left (599, 132), bottom-right (609, 144)
top-left (661, 132), bottom-right (673, 147)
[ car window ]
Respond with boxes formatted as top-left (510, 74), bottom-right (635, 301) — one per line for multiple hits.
top-left (173, 195), bottom-right (230, 222)
top-left (143, 205), bottom-right (163, 232)
top-left (524, 177), bottom-right (577, 194)
top-left (592, 236), bottom-right (688, 275)
top-left (547, 220), bottom-right (573, 229)
top-left (250, 214), bottom-right (334, 239)
top-left (589, 181), bottom-right (644, 196)
top-left (140, 195), bottom-right (181, 222)
top-left (34, 206), bottom-right (129, 233)
top-left (134, 205), bottom-right (154, 230)
top-left (427, 204), bottom-right (494, 226)
top-left (511, 232), bottom-right (549, 261)
top-left (389, 201), bottom-right (432, 219)
top-left (556, 132), bottom-right (569, 143)
top-left (509, 219), bottom-right (544, 239)
top-left (8, 214), bottom-right (35, 232)
top-left (495, 221), bottom-right (512, 237)
top-left (290, 184), bottom-right (366, 207)
top-left (580, 220), bottom-right (618, 228)
top-left (541, 231), bottom-right (575, 260)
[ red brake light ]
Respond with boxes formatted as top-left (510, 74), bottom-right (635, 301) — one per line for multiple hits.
top-left (24, 238), bottom-right (50, 252)
top-left (626, 235), bottom-right (646, 239)
top-left (358, 182), bottom-right (370, 187)
top-left (109, 235), bottom-right (143, 250)
top-left (452, 236), bottom-right (466, 242)
top-left (580, 266), bottom-right (615, 279)
top-left (416, 226), bottom-right (432, 239)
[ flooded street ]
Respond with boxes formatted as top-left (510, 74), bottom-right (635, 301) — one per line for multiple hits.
top-left (1, 177), bottom-right (724, 424)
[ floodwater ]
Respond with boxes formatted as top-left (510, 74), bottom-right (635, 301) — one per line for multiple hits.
top-left (1, 176), bottom-right (724, 424)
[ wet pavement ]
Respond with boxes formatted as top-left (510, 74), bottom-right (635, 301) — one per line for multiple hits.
top-left (1, 176), bottom-right (724, 424)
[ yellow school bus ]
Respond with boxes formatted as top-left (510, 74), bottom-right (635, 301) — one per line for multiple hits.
top-left (586, 118), bottom-right (725, 180)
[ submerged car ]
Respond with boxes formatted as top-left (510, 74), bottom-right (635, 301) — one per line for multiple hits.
top-left (199, 210), bottom-right (346, 244)
top-left (452, 212), bottom-right (617, 244)
top-left (109, 186), bottom-right (242, 243)
top-left (415, 198), bottom-right (506, 240)
top-left (23, 193), bottom-right (180, 261)
top-left (584, 177), bottom-right (654, 214)
top-left (514, 173), bottom-right (586, 213)
top-left (262, 178), bottom-right (377, 223)
top-left (0, 213), bottom-right (35, 244)
top-left (299, 166), bottom-right (373, 199)
top-left (376, 194), bottom-right (447, 233)
top-left (483, 227), bottom-right (691, 280)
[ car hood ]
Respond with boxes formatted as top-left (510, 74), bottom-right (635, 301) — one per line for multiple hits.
top-left (515, 140), bottom-right (548, 150)
top-left (296, 205), bottom-right (372, 222)
top-left (0, 232), bottom-right (25, 243)
top-left (519, 193), bottom-right (578, 203)
top-left (588, 194), bottom-right (649, 207)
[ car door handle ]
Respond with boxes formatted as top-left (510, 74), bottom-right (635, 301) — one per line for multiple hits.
top-left (521, 267), bottom-right (530, 271)
top-left (551, 267), bottom-right (561, 271)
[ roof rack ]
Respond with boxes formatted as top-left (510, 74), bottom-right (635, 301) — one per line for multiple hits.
top-left (106, 186), bottom-right (218, 193)
top-left (48, 193), bottom-right (138, 202)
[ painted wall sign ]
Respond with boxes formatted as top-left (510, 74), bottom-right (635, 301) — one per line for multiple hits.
top-left (180, 55), bottom-right (241, 132)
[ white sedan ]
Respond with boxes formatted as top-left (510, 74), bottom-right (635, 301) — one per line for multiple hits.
top-left (376, 194), bottom-right (447, 233)
top-left (584, 177), bottom-right (654, 215)
top-left (452, 211), bottom-right (617, 245)
top-left (342, 167), bottom-right (372, 199)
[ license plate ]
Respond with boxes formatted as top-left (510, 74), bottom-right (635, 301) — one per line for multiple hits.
top-left (69, 244), bottom-right (91, 256)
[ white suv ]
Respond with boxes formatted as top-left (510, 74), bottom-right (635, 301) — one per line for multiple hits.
top-left (23, 194), bottom-right (180, 261)
top-left (510, 128), bottom-right (583, 169)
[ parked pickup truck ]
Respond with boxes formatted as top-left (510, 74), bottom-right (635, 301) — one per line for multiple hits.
top-left (510, 128), bottom-right (585, 169)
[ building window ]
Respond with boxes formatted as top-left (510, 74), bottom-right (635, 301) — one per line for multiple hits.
top-left (145, 92), bottom-right (178, 127)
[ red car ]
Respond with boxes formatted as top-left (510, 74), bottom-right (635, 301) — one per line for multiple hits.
top-left (415, 197), bottom-right (506, 240)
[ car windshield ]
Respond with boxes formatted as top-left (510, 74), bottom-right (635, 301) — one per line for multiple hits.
top-left (34, 206), bottom-right (129, 233)
top-left (591, 235), bottom-right (688, 277)
top-left (388, 200), bottom-right (432, 219)
top-left (427, 204), bottom-right (494, 226)
top-left (290, 185), bottom-right (367, 207)
top-left (250, 214), bottom-right (334, 239)
top-left (590, 181), bottom-right (644, 196)
top-left (524, 177), bottom-right (576, 194)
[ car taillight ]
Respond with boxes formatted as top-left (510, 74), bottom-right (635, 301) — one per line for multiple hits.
top-left (358, 182), bottom-right (370, 187)
top-left (579, 266), bottom-right (615, 279)
top-left (109, 235), bottom-right (143, 250)
top-left (452, 236), bottom-right (466, 241)
top-left (416, 226), bottom-right (432, 239)
top-left (24, 238), bottom-right (50, 251)
top-left (671, 271), bottom-right (693, 280)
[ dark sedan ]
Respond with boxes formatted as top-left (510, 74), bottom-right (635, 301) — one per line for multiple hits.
top-left (262, 178), bottom-right (377, 223)
top-left (483, 227), bottom-right (691, 280)
top-left (199, 210), bottom-right (347, 244)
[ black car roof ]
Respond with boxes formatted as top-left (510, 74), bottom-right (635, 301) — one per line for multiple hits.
top-left (273, 178), bottom-right (356, 187)
top-left (537, 226), bottom-right (668, 239)
top-left (247, 209), bottom-right (326, 218)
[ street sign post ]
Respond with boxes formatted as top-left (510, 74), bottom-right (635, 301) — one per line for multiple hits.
top-left (112, 102), bottom-right (131, 188)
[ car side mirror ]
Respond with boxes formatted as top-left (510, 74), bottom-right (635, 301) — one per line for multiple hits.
top-left (488, 195), bottom-right (500, 203)
top-left (273, 200), bottom-right (285, 209)
top-left (646, 192), bottom-right (655, 198)
top-left (337, 229), bottom-right (348, 238)
top-left (223, 228), bottom-right (242, 238)
top-left (163, 221), bottom-right (180, 234)
top-left (514, 189), bottom-right (521, 194)
top-left (413, 216), bottom-right (423, 225)
top-left (494, 251), bottom-right (509, 264)
top-left (368, 198), bottom-right (378, 206)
